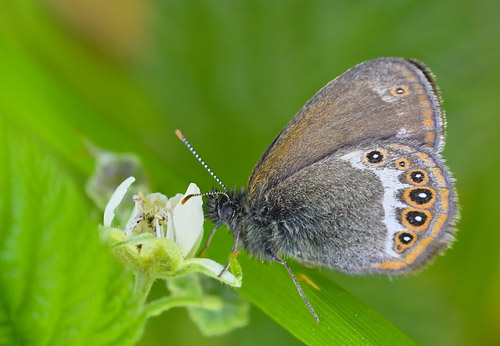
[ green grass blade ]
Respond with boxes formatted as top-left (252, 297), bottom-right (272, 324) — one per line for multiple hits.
top-left (237, 255), bottom-right (418, 346)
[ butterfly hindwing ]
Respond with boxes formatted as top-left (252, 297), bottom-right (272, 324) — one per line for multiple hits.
top-left (263, 140), bottom-right (457, 274)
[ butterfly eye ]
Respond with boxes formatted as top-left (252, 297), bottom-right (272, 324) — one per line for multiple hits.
top-left (364, 149), bottom-right (387, 165)
top-left (399, 232), bottom-right (414, 244)
top-left (401, 209), bottom-right (432, 232)
top-left (406, 170), bottom-right (428, 185)
top-left (394, 231), bottom-right (418, 253)
top-left (409, 188), bottom-right (433, 204)
top-left (395, 158), bottom-right (410, 170)
top-left (408, 211), bottom-right (426, 225)
top-left (219, 203), bottom-right (234, 222)
top-left (367, 150), bottom-right (383, 163)
top-left (403, 187), bottom-right (436, 208)
top-left (390, 85), bottom-right (409, 96)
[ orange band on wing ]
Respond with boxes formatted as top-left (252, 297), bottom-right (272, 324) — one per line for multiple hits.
top-left (405, 237), bottom-right (433, 264)
top-left (425, 132), bottom-right (436, 147)
top-left (376, 261), bottom-right (407, 270)
top-left (431, 214), bottom-right (448, 237)
top-left (431, 167), bottom-right (446, 187)
top-left (440, 189), bottom-right (450, 212)
top-left (421, 107), bottom-right (433, 119)
top-left (416, 153), bottom-right (435, 167)
top-left (410, 82), bottom-right (425, 93)
top-left (422, 118), bottom-right (434, 131)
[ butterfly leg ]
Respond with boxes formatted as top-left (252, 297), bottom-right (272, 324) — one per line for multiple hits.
top-left (274, 256), bottom-right (320, 323)
top-left (217, 225), bottom-right (241, 278)
top-left (197, 224), bottom-right (218, 257)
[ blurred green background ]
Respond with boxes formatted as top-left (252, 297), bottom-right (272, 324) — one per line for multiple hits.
top-left (1, 0), bottom-right (499, 345)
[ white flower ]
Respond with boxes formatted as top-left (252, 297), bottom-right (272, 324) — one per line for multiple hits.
top-left (104, 177), bottom-right (204, 259)
top-left (101, 177), bottom-right (241, 288)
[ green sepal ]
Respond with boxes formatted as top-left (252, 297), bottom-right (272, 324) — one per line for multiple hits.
top-left (99, 226), bottom-right (183, 275)
top-left (168, 258), bottom-right (242, 288)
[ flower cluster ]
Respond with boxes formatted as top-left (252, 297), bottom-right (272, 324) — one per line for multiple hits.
top-left (101, 177), bottom-right (241, 286)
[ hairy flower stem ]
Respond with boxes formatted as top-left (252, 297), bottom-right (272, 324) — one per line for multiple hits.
top-left (134, 272), bottom-right (155, 307)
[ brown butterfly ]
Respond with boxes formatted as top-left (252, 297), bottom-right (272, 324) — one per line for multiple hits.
top-left (178, 57), bottom-right (458, 322)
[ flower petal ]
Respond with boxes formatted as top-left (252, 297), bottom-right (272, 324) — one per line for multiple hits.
top-left (166, 193), bottom-right (183, 212)
top-left (103, 176), bottom-right (136, 227)
top-left (173, 183), bottom-right (204, 257)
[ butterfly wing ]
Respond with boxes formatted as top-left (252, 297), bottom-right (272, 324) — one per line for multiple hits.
top-left (248, 58), bottom-right (444, 199)
top-left (265, 140), bottom-right (457, 274)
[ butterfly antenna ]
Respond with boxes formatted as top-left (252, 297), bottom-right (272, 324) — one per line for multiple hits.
top-left (175, 129), bottom-right (228, 193)
top-left (181, 190), bottom-right (229, 204)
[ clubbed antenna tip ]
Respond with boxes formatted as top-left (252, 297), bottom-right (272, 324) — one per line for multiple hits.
top-left (175, 129), bottom-right (183, 140)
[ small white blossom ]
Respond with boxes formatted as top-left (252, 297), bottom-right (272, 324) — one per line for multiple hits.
top-left (104, 177), bottom-right (204, 258)
top-left (101, 177), bottom-right (241, 288)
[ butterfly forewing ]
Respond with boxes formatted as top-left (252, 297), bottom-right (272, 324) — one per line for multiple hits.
top-left (248, 58), bottom-right (444, 198)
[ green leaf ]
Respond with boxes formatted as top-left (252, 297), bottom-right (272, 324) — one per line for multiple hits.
top-left (166, 275), bottom-right (249, 336)
top-left (0, 120), bottom-right (143, 346)
top-left (237, 255), bottom-right (419, 346)
top-left (187, 276), bottom-right (250, 336)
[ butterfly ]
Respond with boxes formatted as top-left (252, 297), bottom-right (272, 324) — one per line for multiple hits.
top-left (178, 57), bottom-right (458, 322)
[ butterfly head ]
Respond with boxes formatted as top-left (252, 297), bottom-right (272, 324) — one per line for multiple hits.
top-left (204, 188), bottom-right (247, 233)
top-left (174, 129), bottom-right (249, 235)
